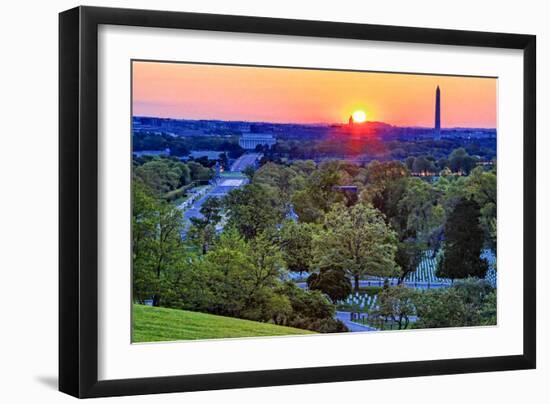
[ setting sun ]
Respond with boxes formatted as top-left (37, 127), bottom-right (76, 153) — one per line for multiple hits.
top-left (352, 110), bottom-right (367, 123)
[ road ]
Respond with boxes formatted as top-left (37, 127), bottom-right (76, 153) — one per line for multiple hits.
top-left (335, 311), bottom-right (377, 332)
top-left (230, 153), bottom-right (262, 172)
top-left (180, 153), bottom-right (261, 223)
top-left (182, 174), bottom-right (247, 222)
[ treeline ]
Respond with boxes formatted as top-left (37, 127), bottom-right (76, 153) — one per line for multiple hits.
top-left (258, 136), bottom-right (495, 163)
top-left (358, 279), bottom-right (496, 330)
top-left (133, 156), bottom-right (214, 199)
top-left (404, 147), bottom-right (485, 175)
top-left (133, 132), bottom-right (245, 158)
top-left (386, 137), bottom-right (496, 161)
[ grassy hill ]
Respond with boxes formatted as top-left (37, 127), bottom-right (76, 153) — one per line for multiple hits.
top-left (133, 304), bottom-right (316, 342)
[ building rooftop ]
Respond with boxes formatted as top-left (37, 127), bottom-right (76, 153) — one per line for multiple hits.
top-left (241, 132), bottom-right (275, 138)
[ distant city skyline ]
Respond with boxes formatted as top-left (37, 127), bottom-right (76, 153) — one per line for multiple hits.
top-left (132, 61), bottom-right (497, 128)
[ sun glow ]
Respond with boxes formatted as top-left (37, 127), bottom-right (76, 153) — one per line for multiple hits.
top-left (352, 110), bottom-right (367, 123)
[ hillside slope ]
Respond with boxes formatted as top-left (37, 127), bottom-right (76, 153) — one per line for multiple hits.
top-left (133, 304), bottom-right (316, 342)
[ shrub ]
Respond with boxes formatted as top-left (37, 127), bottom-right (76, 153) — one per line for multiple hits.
top-left (276, 282), bottom-right (348, 333)
top-left (413, 278), bottom-right (496, 329)
top-left (307, 268), bottom-right (352, 303)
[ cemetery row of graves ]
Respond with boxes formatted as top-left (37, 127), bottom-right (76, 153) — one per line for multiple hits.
top-left (335, 250), bottom-right (497, 330)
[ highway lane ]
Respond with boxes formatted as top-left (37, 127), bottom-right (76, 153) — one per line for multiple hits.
top-left (182, 177), bottom-right (247, 222)
top-left (230, 152), bottom-right (262, 172)
top-left (181, 153), bottom-right (261, 224)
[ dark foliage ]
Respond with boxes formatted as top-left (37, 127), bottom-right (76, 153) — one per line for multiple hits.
top-left (307, 268), bottom-right (352, 303)
top-left (437, 198), bottom-right (488, 279)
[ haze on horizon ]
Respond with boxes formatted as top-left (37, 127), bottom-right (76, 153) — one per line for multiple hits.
top-left (132, 61), bottom-right (497, 129)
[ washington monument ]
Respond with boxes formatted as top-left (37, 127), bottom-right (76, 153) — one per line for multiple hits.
top-left (434, 85), bottom-right (441, 140)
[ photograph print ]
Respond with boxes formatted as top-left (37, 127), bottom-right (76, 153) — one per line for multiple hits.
top-left (131, 60), bottom-right (497, 343)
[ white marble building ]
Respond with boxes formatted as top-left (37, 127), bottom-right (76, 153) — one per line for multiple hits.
top-left (238, 133), bottom-right (276, 150)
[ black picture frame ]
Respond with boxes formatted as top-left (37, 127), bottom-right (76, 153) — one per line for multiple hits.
top-left (59, 5), bottom-right (536, 398)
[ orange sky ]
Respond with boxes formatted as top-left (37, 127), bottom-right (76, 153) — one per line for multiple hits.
top-left (132, 61), bottom-right (497, 128)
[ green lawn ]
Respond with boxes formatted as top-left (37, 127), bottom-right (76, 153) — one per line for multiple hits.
top-left (132, 304), bottom-right (316, 342)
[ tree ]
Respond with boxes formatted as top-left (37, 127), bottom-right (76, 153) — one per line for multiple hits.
top-left (187, 222), bottom-right (216, 255)
top-left (307, 268), bottom-right (352, 303)
top-left (412, 156), bottom-right (436, 175)
top-left (366, 160), bottom-right (409, 186)
top-left (132, 181), bottom-right (186, 306)
top-left (158, 253), bottom-right (215, 313)
top-left (437, 157), bottom-right (450, 171)
top-left (292, 160), bottom-right (346, 223)
top-left (314, 203), bottom-right (399, 291)
top-left (361, 161), bottom-right (409, 211)
top-left (453, 278), bottom-right (495, 325)
top-left (275, 282), bottom-right (348, 333)
top-left (448, 148), bottom-right (478, 174)
top-left (291, 189), bottom-right (326, 223)
top-left (414, 278), bottom-right (495, 328)
top-left (479, 290), bottom-right (497, 325)
top-left (437, 198), bottom-right (488, 280)
top-left (188, 197), bottom-right (223, 254)
top-left (254, 162), bottom-right (299, 203)
top-left (224, 183), bottom-right (285, 240)
top-left (358, 162), bottom-right (413, 239)
top-left (134, 157), bottom-right (191, 195)
top-left (371, 286), bottom-right (416, 329)
top-left (438, 166), bottom-right (496, 251)
top-left (395, 239), bottom-right (424, 283)
top-left (397, 177), bottom-right (445, 243)
top-left (262, 293), bottom-right (293, 326)
top-left (462, 166), bottom-right (497, 250)
top-left (132, 181), bottom-right (159, 303)
top-left (414, 288), bottom-right (467, 328)
top-left (187, 161), bottom-right (214, 182)
top-left (243, 165), bottom-right (256, 180)
top-left (199, 228), bottom-right (256, 316)
top-left (199, 196), bottom-right (223, 224)
top-left (291, 159), bottom-right (317, 176)
top-left (279, 220), bottom-right (318, 274)
top-left (246, 231), bottom-right (286, 304)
